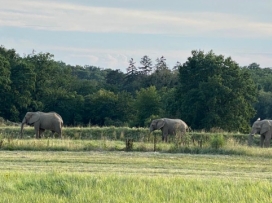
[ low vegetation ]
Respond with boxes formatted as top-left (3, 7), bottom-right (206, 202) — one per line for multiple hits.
top-left (1, 151), bottom-right (272, 202)
top-left (0, 126), bottom-right (263, 155)
top-left (1, 126), bottom-right (271, 202)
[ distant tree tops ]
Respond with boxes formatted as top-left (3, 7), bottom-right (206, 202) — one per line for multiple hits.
top-left (0, 45), bottom-right (272, 133)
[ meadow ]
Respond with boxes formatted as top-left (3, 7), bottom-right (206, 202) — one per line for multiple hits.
top-left (1, 126), bottom-right (272, 202)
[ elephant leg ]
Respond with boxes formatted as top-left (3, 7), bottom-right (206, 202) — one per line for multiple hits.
top-left (161, 134), bottom-right (164, 142)
top-left (51, 131), bottom-right (56, 138)
top-left (34, 127), bottom-right (40, 139)
top-left (264, 134), bottom-right (271, 148)
top-left (39, 129), bottom-right (45, 138)
top-left (162, 128), bottom-right (168, 142)
top-left (162, 135), bottom-right (168, 142)
top-left (260, 135), bottom-right (265, 147)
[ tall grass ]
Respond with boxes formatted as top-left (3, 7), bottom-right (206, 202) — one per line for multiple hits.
top-left (0, 126), bottom-right (250, 143)
top-left (1, 151), bottom-right (272, 203)
top-left (1, 172), bottom-right (272, 203)
top-left (0, 137), bottom-right (271, 157)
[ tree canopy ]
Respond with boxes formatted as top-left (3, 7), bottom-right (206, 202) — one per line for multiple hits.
top-left (177, 50), bottom-right (258, 132)
top-left (0, 45), bottom-right (271, 132)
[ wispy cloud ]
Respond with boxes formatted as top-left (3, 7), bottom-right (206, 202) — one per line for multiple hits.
top-left (2, 36), bottom-right (272, 71)
top-left (1, 0), bottom-right (271, 37)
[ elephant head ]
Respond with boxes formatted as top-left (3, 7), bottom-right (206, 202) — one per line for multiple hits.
top-left (150, 119), bottom-right (165, 132)
top-left (20, 112), bottom-right (40, 138)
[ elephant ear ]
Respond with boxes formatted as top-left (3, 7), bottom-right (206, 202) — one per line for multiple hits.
top-left (28, 112), bottom-right (40, 124)
top-left (156, 119), bottom-right (165, 129)
top-left (260, 121), bottom-right (271, 135)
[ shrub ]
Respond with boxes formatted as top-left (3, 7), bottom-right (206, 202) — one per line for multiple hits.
top-left (210, 134), bottom-right (225, 149)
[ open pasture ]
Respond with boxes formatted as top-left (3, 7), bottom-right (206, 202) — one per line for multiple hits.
top-left (1, 150), bottom-right (272, 202)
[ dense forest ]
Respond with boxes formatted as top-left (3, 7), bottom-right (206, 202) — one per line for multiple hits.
top-left (0, 45), bottom-right (272, 132)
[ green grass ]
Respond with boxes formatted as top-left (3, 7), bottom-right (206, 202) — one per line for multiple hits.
top-left (1, 127), bottom-right (272, 202)
top-left (1, 138), bottom-right (272, 158)
top-left (1, 151), bottom-right (272, 202)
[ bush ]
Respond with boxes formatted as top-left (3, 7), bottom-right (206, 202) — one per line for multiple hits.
top-left (210, 134), bottom-right (225, 149)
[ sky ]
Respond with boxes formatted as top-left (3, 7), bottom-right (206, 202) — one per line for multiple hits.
top-left (0, 0), bottom-right (271, 72)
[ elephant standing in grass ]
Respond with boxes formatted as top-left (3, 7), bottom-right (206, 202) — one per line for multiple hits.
top-left (248, 119), bottom-right (272, 147)
top-left (20, 112), bottom-right (63, 139)
top-left (150, 118), bottom-right (188, 142)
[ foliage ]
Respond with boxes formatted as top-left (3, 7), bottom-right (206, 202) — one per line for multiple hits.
top-left (134, 86), bottom-right (162, 127)
top-left (209, 134), bottom-right (225, 149)
top-left (0, 45), bottom-right (272, 131)
top-left (253, 90), bottom-right (272, 121)
top-left (177, 50), bottom-right (258, 132)
top-left (0, 55), bottom-right (11, 118)
top-left (139, 55), bottom-right (153, 75)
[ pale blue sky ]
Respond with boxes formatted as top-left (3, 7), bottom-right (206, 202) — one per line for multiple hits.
top-left (0, 0), bottom-right (271, 72)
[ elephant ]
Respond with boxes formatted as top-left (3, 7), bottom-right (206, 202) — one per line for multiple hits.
top-left (20, 111), bottom-right (63, 139)
top-left (149, 118), bottom-right (188, 142)
top-left (248, 119), bottom-right (272, 147)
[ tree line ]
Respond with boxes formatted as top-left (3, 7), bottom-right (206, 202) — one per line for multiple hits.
top-left (0, 45), bottom-right (271, 132)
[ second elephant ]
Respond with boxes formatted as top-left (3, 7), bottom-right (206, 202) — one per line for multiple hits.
top-left (150, 118), bottom-right (188, 142)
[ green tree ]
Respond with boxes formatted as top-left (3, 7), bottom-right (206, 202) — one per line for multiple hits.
top-left (253, 90), bottom-right (272, 121)
top-left (133, 86), bottom-right (161, 127)
top-left (105, 69), bottom-right (125, 93)
top-left (84, 89), bottom-right (118, 126)
top-left (115, 91), bottom-right (135, 126)
top-left (247, 63), bottom-right (272, 91)
top-left (25, 52), bottom-right (57, 111)
top-left (160, 87), bottom-right (179, 118)
top-left (139, 55), bottom-right (153, 75)
top-left (124, 58), bottom-right (141, 93)
top-left (148, 56), bottom-right (178, 90)
top-left (0, 55), bottom-right (11, 118)
top-left (177, 50), bottom-right (257, 132)
top-left (9, 60), bottom-right (36, 120)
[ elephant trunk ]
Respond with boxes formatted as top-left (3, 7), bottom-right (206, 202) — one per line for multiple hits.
top-left (248, 134), bottom-right (254, 146)
top-left (20, 118), bottom-right (26, 138)
top-left (150, 126), bottom-right (155, 133)
top-left (248, 128), bottom-right (258, 146)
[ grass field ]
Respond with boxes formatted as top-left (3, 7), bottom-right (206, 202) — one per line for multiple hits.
top-left (1, 149), bottom-right (272, 202)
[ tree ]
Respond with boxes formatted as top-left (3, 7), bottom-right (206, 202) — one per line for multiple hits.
top-left (84, 89), bottom-right (118, 126)
top-left (246, 63), bottom-right (272, 91)
top-left (155, 56), bottom-right (167, 71)
top-left (148, 56), bottom-right (178, 90)
top-left (124, 58), bottom-right (141, 93)
top-left (105, 69), bottom-right (125, 93)
top-left (133, 86), bottom-right (162, 127)
top-left (139, 55), bottom-right (153, 75)
top-left (126, 58), bottom-right (138, 76)
top-left (159, 87), bottom-right (179, 118)
top-left (177, 50), bottom-right (258, 132)
top-left (9, 60), bottom-right (36, 120)
top-left (115, 91), bottom-right (135, 126)
top-left (0, 55), bottom-right (11, 118)
top-left (253, 90), bottom-right (272, 121)
top-left (24, 52), bottom-right (56, 111)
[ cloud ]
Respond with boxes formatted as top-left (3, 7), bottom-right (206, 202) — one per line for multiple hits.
top-left (2, 36), bottom-right (272, 71)
top-left (1, 0), bottom-right (272, 37)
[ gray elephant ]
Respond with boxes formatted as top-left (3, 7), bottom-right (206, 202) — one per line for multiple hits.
top-left (150, 118), bottom-right (188, 142)
top-left (20, 111), bottom-right (63, 139)
top-left (248, 119), bottom-right (272, 147)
